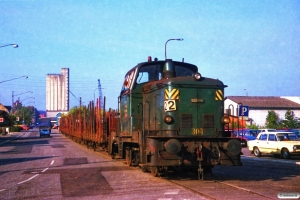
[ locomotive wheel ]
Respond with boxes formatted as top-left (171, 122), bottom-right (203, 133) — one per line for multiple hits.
top-left (125, 148), bottom-right (132, 166)
top-left (141, 166), bottom-right (148, 173)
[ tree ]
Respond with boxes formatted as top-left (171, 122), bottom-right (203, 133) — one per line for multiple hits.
top-left (15, 107), bottom-right (33, 125)
top-left (265, 110), bottom-right (279, 129)
top-left (280, 110), bottom-right (298, 128)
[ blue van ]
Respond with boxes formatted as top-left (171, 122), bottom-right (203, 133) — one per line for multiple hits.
top-left (38, 118), bottom-right (51, 137)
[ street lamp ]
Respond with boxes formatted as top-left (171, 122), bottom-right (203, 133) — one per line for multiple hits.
top-left (0, 76), bottom-right (28, 84)
top-left (164, 38), bottom-right (183, 60)
top-left (0, 44), bottom-right (18, 48)
top-left (244, 89), bottom-right (248, 96)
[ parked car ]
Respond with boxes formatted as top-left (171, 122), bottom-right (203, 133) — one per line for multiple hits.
top-left (52, 124), bottom-right (59, 129)
top-left (292, 129), bottom-right (300, 138)
top-left (22, 125), bottom-right (29, 130)
top-left (230, 129), bottom-right (258, 147)
top-left (238, 129), bottom-right (258, 140)
top-left (257, 128), bottom-right (277, 134)
top-left (248, 131), bottom-right (300, 159)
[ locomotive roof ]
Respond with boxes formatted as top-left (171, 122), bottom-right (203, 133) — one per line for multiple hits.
top-left (126, 59), bottom-right (198, 75)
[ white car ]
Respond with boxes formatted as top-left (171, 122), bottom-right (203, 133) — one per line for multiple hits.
top-left (248, 131), bottom-right (300, 159)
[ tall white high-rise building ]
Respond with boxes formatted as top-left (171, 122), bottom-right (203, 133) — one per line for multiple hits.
top-left (46, 68), bottom-right (69, 117)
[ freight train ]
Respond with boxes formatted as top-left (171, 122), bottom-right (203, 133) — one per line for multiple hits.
top-left (59, 56), bottom-right (242, 179)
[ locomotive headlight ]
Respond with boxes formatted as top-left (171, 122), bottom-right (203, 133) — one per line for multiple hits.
top-left (193, 72), bottom-right (202, 80)
top-left (221, 116), bottom-right (230, 124)
top-left (164, 115), bottom-right (173, 124)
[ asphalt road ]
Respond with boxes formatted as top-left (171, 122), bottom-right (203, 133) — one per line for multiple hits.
top-left (0, 129), bottom-right (207, 200)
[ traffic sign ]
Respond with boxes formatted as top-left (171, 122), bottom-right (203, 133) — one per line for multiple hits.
top-left (239, 106), bottom-right (249, 117)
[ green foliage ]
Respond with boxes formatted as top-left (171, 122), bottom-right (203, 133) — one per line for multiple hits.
top-left (14, 107), bottom-right (33, 125)
top-left (246, 124), bottom-right (259, 130)
top-left (265, 110), bottom-right (280, 129)
top-left (265, 110), bottom-right (299, 129)
top-left (280, 110), bottom-right (298, 128)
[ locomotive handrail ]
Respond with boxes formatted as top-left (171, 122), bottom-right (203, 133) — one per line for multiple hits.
top-left (137, 103), bottom-right (143, 130)
top-left (143, 100), bottom-right (150, 137)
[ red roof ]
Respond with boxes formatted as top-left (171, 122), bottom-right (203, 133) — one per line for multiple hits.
top-left (226, 96), bottom-right (300, 109)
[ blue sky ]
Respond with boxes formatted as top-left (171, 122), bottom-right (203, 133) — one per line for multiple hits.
top-left (0, 0), bottom-right (299, 111)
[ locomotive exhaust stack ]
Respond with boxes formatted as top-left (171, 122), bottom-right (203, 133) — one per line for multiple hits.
top-left (162, 59), bottom-right (175, 79)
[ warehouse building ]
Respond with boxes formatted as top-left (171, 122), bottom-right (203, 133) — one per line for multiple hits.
top-left (224, 96), bottom-right (300, 127)
top-left (46, 68), bottom-right (69, 118)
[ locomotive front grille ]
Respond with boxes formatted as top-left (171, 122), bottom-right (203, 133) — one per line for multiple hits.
top-left (181, 114), bottom-right (193, 128)
top-left (202, 114), bottom-right (214, 128)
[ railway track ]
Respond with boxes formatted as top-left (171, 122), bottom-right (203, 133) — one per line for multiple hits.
top-left (71, 134), bottom-right (300, 200)
top-left (95, 150), bottom-right (276, 200)
top-left (168, 176), bottom-right (275, 200)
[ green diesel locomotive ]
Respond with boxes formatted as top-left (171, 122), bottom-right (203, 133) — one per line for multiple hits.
top-left (110, 57), bottom-right (242, 179)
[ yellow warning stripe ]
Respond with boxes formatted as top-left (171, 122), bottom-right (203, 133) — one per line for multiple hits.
top-left (165, 89), bottom-right (179, 100)
top-left (215, 90), bottom-right (223, 100)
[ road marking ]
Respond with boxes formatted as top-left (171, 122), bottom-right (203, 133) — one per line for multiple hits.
top-left (17, 174), bottom-right (39, 185)
top-left (164, 189), bottom-right (180, 195)
top-left (0, 189), bottom-right (6, 192)
top-left (50, 160), bottom-right (55, 165)
top-left (42, 168), bottom-right (49, 173)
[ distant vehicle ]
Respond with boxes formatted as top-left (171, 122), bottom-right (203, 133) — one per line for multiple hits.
top-left (248, 131), bottom-right (300, 159)
top-left (257, 129), bottom-right (277, 134)
top-left (22, 125), bottom-right (29, 130)
top-left (235, 129), bottom-right (258, 147)
top-left (52, 124), bottom-right (58, 129)
top-left (38, 118), bottom-right (51, 137)
top-left (279, 129), bottom-right (300, 138)
top-left (291, 129), bottom-right (300, 137)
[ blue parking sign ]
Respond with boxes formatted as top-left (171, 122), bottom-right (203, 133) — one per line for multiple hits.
top-left (239, 106), bottom-right (249, 117)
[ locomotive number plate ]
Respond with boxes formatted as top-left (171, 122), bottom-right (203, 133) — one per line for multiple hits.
top-left (191, 98), bottom-right (204, 103)
top-left (164, 100), bottom-right (176, 112)
top-left (192, 128), bottom-right (204, 135)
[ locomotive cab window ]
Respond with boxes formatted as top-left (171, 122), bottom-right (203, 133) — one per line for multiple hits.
top-left (137, 72), bottom-right (149, 84)
top-left (136, 64), bottom-right (162, 84)
top-left (174, 65), bottom-right (195, 77)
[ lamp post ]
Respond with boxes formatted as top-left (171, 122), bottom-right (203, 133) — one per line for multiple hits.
top-left (164, 38), bottom-right (183, 60)
top-left (0, 44), bottom-right (18, 48)
top-left (0, 76), bottom-right (28, 84)
top-left (244, 89), bottom-right (248, 96)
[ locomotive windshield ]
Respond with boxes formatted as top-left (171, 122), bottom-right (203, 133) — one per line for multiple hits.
top-left (121, 61), bottom-right (198, 95)
top-left (136, 63), bottom-right (197, 84)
